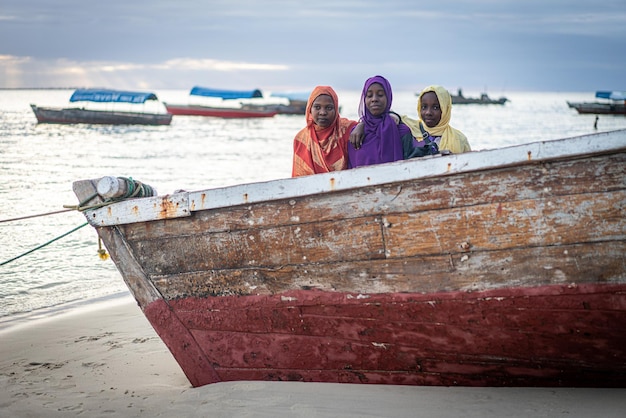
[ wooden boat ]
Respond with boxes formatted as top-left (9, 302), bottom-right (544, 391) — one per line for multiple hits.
top-left (30, 89), bottom-right (173, 125)
top-left (164, 86), bottom-right (278, 118)
top-left (240, 101), bottom-right (307, 115)
top-left (163, 103), bottom-right (278, 118)
top-left (72, 129), bottom-right (626, 388)
top-left (448, 89), bottom-right (508, 105)
top-left (567, 91), bottom-right (626, 115)
top-left (241, 91), bottom-right (310, 115)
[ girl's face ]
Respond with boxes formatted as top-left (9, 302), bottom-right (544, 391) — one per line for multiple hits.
top-left (365, 83), bottom-right (387, 116)
top-left (311, 94), bottom-right (336, 128)
top-left (420, 92), bottom-right (442, 128)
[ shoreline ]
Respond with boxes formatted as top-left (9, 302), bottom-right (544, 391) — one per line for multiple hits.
top-left (1, 296), bottom-right (626, 417)
top-left (0, 290), bottom-right (131, 333)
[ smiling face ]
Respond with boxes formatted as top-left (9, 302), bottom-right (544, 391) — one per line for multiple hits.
top-left (420, 91), bottom-right (442, 128)
top-left (365, 83), bottom-right (387, 116)
top-left (311, 94), bottom-right (336, 128)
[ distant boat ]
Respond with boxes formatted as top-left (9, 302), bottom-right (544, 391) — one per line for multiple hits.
top-left (186, 86), bottom-right (264, 100)
top-left (241, 91), bottom-right (309, 115)
top-left (72, 129), bottom-right (626, 388)
top-left (448, 89), bottom-right (508, 105)
top-left (30, 89), bottom-right (173, 125)
top-left (164, 86), bottom-right (278, 118)
top-left (567, 91), bottom-right (626, 115)
top-left (164, 103), bottom-right (278, 118)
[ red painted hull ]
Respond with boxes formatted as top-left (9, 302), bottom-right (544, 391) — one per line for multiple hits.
top-left (164, 103), bottom-right (278, 118)
top-left (144, 283), bottom-right (626, 388)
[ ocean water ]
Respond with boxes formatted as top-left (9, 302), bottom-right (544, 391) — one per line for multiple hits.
top-left (1, 88), bottom-right (625, 327)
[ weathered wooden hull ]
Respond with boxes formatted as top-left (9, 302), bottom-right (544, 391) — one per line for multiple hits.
top-left (164, 103), bottom-right (278, 118)
top-left (73, 129), bottom-right (626, 388)
top-left (30, 104), bottom-right (173, 125)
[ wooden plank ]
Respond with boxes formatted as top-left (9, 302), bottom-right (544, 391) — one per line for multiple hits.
top-left (132, 216), bottom-right (386, 275)
top-left (384, 190), bottom-right (626, 257)
top-left (150, 241), bottom-right (626, 297)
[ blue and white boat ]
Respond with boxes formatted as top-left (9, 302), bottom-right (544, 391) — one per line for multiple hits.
top-left (567, 91), bottom-right (626, 115)
top-left (30, 88), bottom-right (173, 125)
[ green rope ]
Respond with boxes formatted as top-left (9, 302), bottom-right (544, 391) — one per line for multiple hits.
top-left (0, 222), bottom-right (89, 266)
top-left (0, 178), bottom-right (155, 266)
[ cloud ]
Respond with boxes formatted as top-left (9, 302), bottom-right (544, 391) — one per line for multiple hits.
top-left (154, 58), bottom-right (288, 72)
top-left (0, 1), bottom-right (624, 90)
top-left (0, 55), bottom-right (290, 88)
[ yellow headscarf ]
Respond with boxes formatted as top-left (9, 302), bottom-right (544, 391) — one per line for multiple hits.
top-left (402, 85), bottom-right (471, 154)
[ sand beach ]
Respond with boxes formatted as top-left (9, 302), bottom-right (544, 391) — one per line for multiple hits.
top-left (1, 295), bottom-right (625, 417)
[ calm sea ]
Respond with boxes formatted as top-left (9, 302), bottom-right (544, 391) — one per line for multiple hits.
top-left (1, 88), bottom-right (625, 327)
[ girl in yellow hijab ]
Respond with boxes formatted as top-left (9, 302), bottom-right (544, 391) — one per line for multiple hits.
top-left (402, 85), bottom-right (471, 154)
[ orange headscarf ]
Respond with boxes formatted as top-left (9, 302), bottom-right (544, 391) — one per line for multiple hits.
top-left (292, 86), bottom-right (357, 177)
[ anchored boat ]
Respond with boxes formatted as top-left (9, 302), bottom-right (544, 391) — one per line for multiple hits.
top-left (163, 86), bottom-right (278, 118)
top-left (30, 89), bottom-right (173, 125)
top-left (567, 91), bottom-right (626, 115)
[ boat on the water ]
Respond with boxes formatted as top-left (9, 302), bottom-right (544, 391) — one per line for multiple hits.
top-left (72, 129), bottom-right (626, 388)
top-left (241, 91), bottom-right (310, 115)
top-left (30, 89), bottom-right (173, 125)
top-left (448, 89), bottom-right (508, 105)
top-left (164, 104), bottom-right (278, 118)
top-left (163, 86), bottom-right (278, 118)
top-left (567, 91), bottom-right (626, 115)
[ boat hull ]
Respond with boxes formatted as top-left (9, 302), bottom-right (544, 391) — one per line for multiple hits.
top-left (140, 283), bottom-right (625, 387)
top-left (164, 103), bottom-right (278, 118)
top-left (73, 130), bottom-right (626, 388)
top-left (567, 101), bottom-right (626, 115)
top-left (241, 100), bottom-right (307, 115)
top-left (451, 96), bottom-right (508, 105)
top-left (30, 104), bottom-right (173, 125)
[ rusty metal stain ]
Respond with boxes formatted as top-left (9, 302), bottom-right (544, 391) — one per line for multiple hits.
top-left (447, 162), bottom-right (452, 172)
top-left (329, 177), bottom-right (336, 190)
top-left (132, 205), bottom-right (140, 215)
top-left (243, 193), bottom-right (249, 203)
top-left (528, 151), bottom-right (532, 160)
top-left (158, 198), bottom-right (178, 218)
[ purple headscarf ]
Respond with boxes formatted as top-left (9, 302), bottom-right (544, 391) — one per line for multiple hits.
top-left (348, 75), bottom-right (408, 168)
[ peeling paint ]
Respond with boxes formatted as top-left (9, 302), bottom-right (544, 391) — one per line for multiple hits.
top-left (372, 342), bottom-right (389, 349)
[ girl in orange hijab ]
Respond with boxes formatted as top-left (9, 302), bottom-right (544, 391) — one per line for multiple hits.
top-left (292, 86), bottom-right (357, 177)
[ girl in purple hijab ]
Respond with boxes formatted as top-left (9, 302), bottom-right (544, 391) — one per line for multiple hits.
top-left (348, 75), bottom-right (413, 168)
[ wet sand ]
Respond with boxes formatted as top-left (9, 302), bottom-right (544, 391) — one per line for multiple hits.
top-left (1, 295), bottom-right (624, 417)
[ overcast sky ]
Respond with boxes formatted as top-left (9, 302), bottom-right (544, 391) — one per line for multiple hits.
top-left (1, 0), bottom-right (624, 93)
